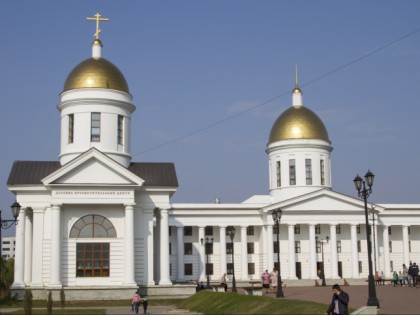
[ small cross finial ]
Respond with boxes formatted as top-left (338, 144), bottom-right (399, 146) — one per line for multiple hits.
top-left (86, 13), bottom-right (109, 39)
top-left (295, 64), bottom-right (299, 88)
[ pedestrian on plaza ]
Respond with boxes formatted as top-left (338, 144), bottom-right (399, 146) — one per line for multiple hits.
top-left (325, 284), bottom-right (349, 315)
top-left (220, 273), bottom-right (228, 292)
top-left (142, 297), bottom-right (148, 314)
top-left (408, 262), bottom-right (414, 287)
top-left (131, 291), bottom-right (141, 314)
top-left (403, 264), bottom-right (409, 286)
top-left (411, 262), bottom-right (419, 287)
top-left (261, 270), bottom-right (271, 293)
top-left (398, 271), bottom-right (404, 286)
top-left (270, 267), bottom-right (278, 292)
top-left (392, 271), bottom-right (398, 286)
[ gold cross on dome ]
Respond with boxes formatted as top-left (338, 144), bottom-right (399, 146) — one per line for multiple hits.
top-left (86, 13), bottom-right (109, 39)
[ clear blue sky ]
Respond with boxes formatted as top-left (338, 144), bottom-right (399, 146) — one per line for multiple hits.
top-left (2, 1), bottom-right (420, 233)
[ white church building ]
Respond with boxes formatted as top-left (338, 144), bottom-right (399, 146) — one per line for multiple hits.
top-left (7, 18), bottom-right (420, 300)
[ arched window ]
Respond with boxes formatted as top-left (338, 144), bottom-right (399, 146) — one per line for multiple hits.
top-left (69, 215), bottom-right (117, 238)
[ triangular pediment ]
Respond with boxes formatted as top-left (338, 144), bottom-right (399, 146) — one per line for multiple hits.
top-left (42, 148), bottom-right (144, 186)
top-left (263, 189), bottom-right (384, 214)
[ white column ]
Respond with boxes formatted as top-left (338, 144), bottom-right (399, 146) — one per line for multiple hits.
top-left (309, 224), bottom-right (317, 279)
top-left (124, 204), bottom-right (136, 285)
top-left (330, 224), bottom-right (339, 278)
top-left (350, 224), bottom-right (359, 278)
top-left (198, 226), bottom-right (205, 281)
top-left (31, 208), bottom-right (44, 287)
top-left (240, 226), bottom-right (249, 280)
top-left (288, 224), bottom-right (297, 279)
top-left (159, 208), bottom-right (171, 285)
top-left (12, 207), bottom-right (26, 288)
top-left (402, 225), bottom-right (410, 265)
top-left (24, 210), bottom-right (33, 285)
top-left (374, 224), bottom-right (379, 272)
top-left (267, 225), bottom-right (274, 272)
top-left (383, 226), bottom-right (391, 277)
top-left (176, 226), bottom-right (185, 281)
top-left (219, 226), bottom-right (227, 276)
top-left (145, 210), bottom-right (155, 285)
top-left (50, 204), bottom-right (62, 287)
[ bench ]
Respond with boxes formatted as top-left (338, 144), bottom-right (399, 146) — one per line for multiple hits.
top-left (212, 284), bottom-right (227, 292)
top-left (243, 286), bottom-right (263, 296)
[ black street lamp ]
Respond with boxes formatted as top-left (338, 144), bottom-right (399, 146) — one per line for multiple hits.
top-left (354, 170), bottom-right (380, 308)
top-left (200, 236), bottom-right (213, 289)
top-left (0, 202), bottom-right (21, 255)
top-left (316, 236), bottom-right (329, 287)
top-left (227, 226), bottom-right (237, 292)
top-left (270, 209), bottom-right (284, 298)
top-left (0, 201), bottom-right (21, 283)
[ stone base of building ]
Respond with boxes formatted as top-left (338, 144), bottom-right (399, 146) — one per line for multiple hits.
top-left (11, 284), bottom-right (196, 301)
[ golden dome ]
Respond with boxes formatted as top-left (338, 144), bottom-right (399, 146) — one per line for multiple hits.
top-left (269, 106), bottom-right (329, 143)
top-left (63, 57), bottom-right (129, 93)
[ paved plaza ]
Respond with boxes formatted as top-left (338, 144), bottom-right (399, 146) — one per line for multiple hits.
top-left (0, 285), bottom-right (417, 314)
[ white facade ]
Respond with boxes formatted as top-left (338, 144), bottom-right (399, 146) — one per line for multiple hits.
top-left (7, 32), bottom-right (420, 300)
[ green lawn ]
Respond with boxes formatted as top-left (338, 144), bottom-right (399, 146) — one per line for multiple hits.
top-left (173, 291), bottom-right (330, 314)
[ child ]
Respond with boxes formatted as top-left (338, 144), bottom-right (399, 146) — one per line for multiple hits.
top-left (132, 291), bottom-right (141, 314)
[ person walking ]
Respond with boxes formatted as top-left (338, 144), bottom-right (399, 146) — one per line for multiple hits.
top-left (392, 271), bottom-right (398, 286)
top-left (325, 284), bottom-right (349, 315)
top-left (411, 262), bottom-right (419, 287)
top-left (403, 264), bottom-right (409, 286)
top-left (220, 273), bottom-right (228, 292)
top-left (131, 291), bottom-right (141, 314)
top-left (142, 297), bottom-right (148, 314)
top-left (408, 262), bottom-right (414, 287)
top-left (270, 267), bottom-right (278, 292)
top-left (261, 270), bottom-right (271, 293)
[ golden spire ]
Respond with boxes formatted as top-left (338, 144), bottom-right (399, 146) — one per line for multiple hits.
top-left (86, 13), bottom-right (109, 39)
top-left (292, 64), bottom-right (302, 94)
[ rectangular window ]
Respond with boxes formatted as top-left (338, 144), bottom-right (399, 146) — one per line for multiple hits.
top-left (276, 161), bottom-right (281, 187)
top-left (226, 243), bottom-right (233, 255)
top-left (294, 224), bottom-right (301, 234)
top-left (247, 226), bottom-right (254, 236)
top-left (184, 263), bottom-right (193, 276)
top-left (295, 241), bottom-right (301, 253)
top-left (336, 224), bottom-right (341, 234)
top-left (390, 260), bottom-right (394, 272)
top-left (357, 240), bottom-right (361, 252)
top-left (206, 263), bottom-right (214, 276)
top-left (76, 243), bottom-right (109, 277)
top-left (409, 241), bottom-right (412, 253)
top-left (337, 240), bottom-right (342, 253)
top-left (320, 160), bottom-right (325, 185)
top-left (315, 224), bottom-right (321, 234)
top-left (184, 226), bottom-right (192, 236)
top-left (205, 226), bottom-right (213, 236)
top-left (248, 263), bottom-right (255, 275)
top-left (68, 114), bottom-right (74, 144)
top-left (184, 243), bottom-right (193, 255)
top-left (227, 263), bottom-right (234, 275)
top-left (358, 261), bottom-right (362, 274)
top-left (289, 159), bottom-right (296, 185)
top-left (247, 243), bottom-right (254, 254)
top-left (389, 241), bottom-right (392, 253)
top-left (305, 159), bottom-right (312, 185)
top-left (117, 115), bottom-right (124, 145)
top-left (91, 112), bottom-right (101, 142)
top-left (169, 243), bottom-right (172, 255)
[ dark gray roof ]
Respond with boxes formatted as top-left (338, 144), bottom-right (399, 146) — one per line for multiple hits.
top-left (7, 161), bottom-right (178, 187)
